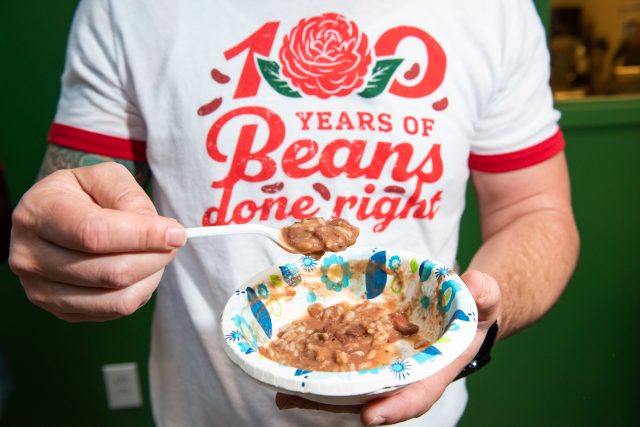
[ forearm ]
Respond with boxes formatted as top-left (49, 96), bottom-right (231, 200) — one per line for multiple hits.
top-left (467, 152), bottom-right (580, 340)
top-left (38, 143), bottom-right (150, 187)
top-left (467, 206), bottom-right (579, 340)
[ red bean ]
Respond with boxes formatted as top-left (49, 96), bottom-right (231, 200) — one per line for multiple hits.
top-left (261, 182), bottom-right (284, 194)
top-left (346, 324), bottom-right (366, 338)
top-left (390, 313), bottom-right (419, 336)
top-left (432, 97), bottom-right (449, 111)
top-left (211, 68), bottom-right (230, 84)
top-left (312, 182), bottom-right (331, 201)
top-left (384, 185), bottom-right (406, 194)
top-left (404, 63), bottom-right (420, 80)
top-left (197, 97), bottom-right (222, 116)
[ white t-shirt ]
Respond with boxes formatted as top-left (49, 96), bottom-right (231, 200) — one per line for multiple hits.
top-left (49, 1), bottom-right (564, 426)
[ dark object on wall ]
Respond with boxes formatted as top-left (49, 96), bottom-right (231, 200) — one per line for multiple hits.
top-left (550, 7), bottom-right (591, 94)
top-left (614, 19), bottom-right (640, 66)
top-left (551, 7), bottom-right (583, 39)
top-left (0, 163), bottom-right (11, 263)
top-left (610, 20), bottom-right (640, 95)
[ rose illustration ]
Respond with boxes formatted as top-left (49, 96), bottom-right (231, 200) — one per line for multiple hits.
top-left (279, 13), bottom-right (372, 98)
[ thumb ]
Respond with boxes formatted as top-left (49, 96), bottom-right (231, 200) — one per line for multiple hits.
top-left (460, 270), bottom-right (501, 331)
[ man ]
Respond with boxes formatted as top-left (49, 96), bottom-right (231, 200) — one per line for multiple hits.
top-left (9, 0), bottom-right (579, 425)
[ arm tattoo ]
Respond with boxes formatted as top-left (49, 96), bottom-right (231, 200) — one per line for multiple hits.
top-left (38, 144), bottom-right (151, 187)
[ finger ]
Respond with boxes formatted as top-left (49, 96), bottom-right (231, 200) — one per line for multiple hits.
top-left (11, 233), bottom-right (175, 289)
top-left (361, 371), bottom-right (450, 425)
top-left (72, 163), bottom-right (158, 215)
top-left (50, 290), bottom-right (155, 323)
top-left (21, 269), bottom-right (163, 321)
top-left (51, 312), bottom-right (116, 323)
top-left (362, 336), bottom-right (488, 426)
top-left (26, 192), bottom-right (185, 253)
top-left (460, 270), bottom-right (501, 329)
top-left (275, 393), bottom-right (362, 414)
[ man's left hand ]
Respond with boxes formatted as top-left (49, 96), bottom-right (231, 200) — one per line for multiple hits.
top-left (275, 270), bottom-right (502, 426)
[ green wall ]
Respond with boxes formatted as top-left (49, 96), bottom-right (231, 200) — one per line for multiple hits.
top-left (1, 1), bottom-right (639, 426)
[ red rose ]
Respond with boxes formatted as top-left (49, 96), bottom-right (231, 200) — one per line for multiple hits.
top-left (279, 13), bottom-right (372, 98)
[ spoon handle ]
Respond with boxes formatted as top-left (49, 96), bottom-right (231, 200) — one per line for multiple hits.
top-left (185, 224), bottom-right (274, 239)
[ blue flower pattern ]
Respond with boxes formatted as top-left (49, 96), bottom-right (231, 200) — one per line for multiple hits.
top-left (320, 254), bottom-right (352, 292)
top-left (388, 255), bottom-right (401, 271)
top-left (438, 280), bottom-right (462, 314)
top-left (390, 360), bottom-right (412, 380)
top-left (420, 296), bottom-right (430, 308)
top-left (225, 330), bottom-right (243, 342)
top-left (300, 256), bottom-right (318, 272)
top-left (231, 314), bottom-right (259, 354)
top-left (257, 284), bottom-right (269, 299)
top-left (435, 266), bottom-right (451, 279)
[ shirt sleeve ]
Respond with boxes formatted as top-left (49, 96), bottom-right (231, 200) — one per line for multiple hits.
top-left (469, 0), bottom-right (564, 173)
top-left (48, 0), bottom-right (147, 161)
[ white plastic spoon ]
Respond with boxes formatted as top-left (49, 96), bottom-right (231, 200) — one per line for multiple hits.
top-left (185, 224), bottom-right (297, 253)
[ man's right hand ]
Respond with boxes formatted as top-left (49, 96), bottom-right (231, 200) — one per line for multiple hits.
top-left (8, 162), bottom-right (186, 322)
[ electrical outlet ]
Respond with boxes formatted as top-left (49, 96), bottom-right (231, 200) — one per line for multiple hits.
top-left (102, 362), bottom-right (143, 410)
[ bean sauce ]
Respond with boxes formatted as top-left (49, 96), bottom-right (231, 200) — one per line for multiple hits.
top-left (280, 217), bottom-right (359, 259)
top-left (259, 301), bottom-right (428, 372)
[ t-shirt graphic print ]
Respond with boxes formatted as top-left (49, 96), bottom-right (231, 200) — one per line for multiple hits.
top-left (198, 12), bottom-right (451, 238)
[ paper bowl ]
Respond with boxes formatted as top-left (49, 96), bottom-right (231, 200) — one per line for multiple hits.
top-left (220, 247), bottom-right (478, 405)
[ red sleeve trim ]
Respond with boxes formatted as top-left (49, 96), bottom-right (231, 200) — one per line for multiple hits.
top-left (48, 123), bottom-right (147, 162)
top-left (469, 129), bottom-right (565, 173)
